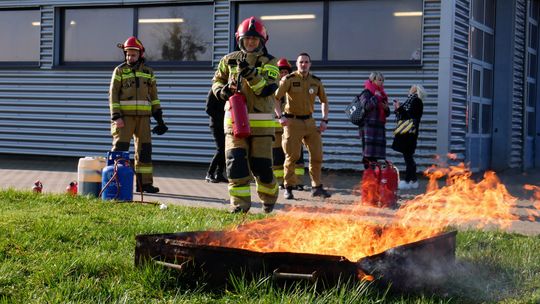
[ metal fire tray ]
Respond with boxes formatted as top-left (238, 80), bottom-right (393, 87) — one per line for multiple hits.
top-left (135, 230), bottom-right (456, 289)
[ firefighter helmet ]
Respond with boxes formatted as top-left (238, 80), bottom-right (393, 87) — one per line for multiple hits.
top-left (235, 17), bottom-right (268, 52)
top-left (117, 36), bottom-right (145, 58)
top-left (277, 58), bottom-right (292, 72)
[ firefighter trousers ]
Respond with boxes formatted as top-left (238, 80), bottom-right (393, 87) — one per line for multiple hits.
top-left (226, 134), bottom-right (278, 211)
top-left (111, 116), bottom-right (153, 186)
top-left (282, 117), bottom-right (322, 188)
top-left (273, 131), bottom-right (305, 186)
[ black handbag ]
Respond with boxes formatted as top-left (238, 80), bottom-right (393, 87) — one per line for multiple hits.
top-left (344, 93), bottom-right (366, 126)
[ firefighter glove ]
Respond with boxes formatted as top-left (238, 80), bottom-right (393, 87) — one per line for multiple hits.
top-left (237, 59), bottom-right (256, 79)
top-left (219, 83), bottom-right (235, 101)
top-left (152, 123), bottom-right (168, 135)
top-left (152, 109), bottom-right (165, 125)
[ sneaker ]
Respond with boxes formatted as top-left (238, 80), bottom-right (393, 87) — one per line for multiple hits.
top-left (230, 206), bottom-right (249, 214)
top-left (215, 174), bottom-right (228, 183)
top-left (284, 187), bottom-right (294, 200)
top-left (311, 185), bottom-right (331, 198)
top-left (205, 173), bottom-right (218, 183)
top-left (295, 184), bottom-right (305, 191)
top-left (141, 184), bottom-right (160, 193)
top-left (398, 180), bottom-right (410, 190)
top-left (262, 204), bottom-right (274, 214)
top-left (408, 181), bottom-right (419, 189)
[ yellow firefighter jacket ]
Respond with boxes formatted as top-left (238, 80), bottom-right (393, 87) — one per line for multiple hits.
top-left (212, 50), bottom-right (279, 136)
top-left (109, 62), bottom-right (161, 120)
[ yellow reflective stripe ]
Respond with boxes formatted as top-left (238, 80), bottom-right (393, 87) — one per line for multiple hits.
top-left (114, 75), bottom-right (121, 82)
top-left (295, 168), bottom-right (305, 175)
top-left (273, 120), bottom-right (282, 127)
top-left (249, 78), bottom-right (267, 94)
top-left (257, 183), bottom-right (278, 195)
top-left (263, 64), bottom-right (279, 79)
top-left (119, 100), bottom-right (150, 106)
top-left (135, 71), bottom-right (152, 79)
top-left (120, 105), bottom-right (152, 111)
top-left (151, 99), bottom-right (160, 106)
top-left (111, 103), bottom-right (121, 109)
top-left (122, 73), bottom-right (135, 79)
top-left (274, 169), bottom-right (284, 178)
top-left (229, 185), bottom-right (251, 197)
top-left (218, 59), bottom-right (227, 73)
top-left (249, 120), bottom-right (276, 127)
top-left (135, 166), bottom-right (153, 174)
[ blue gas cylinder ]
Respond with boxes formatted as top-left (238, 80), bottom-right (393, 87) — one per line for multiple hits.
top-left (101, 151), bottom-right (134, 201)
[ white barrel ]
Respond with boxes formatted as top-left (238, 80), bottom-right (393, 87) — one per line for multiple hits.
top-left (78, 156), bottom-right (106, 197)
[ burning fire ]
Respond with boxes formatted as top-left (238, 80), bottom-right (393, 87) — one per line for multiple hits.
top-left (192, 163), bottom-right (540, 262)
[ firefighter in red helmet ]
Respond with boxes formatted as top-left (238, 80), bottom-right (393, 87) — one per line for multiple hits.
top-left (273, 58), bottom-right (306, 190)
top-left (212, 17), bottom-right (280, 213)
top-left (109, 36), bottom-right (168, 193)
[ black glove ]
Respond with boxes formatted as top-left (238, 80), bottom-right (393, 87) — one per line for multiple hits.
top-left (218, 83), bottom-right (235, 101)
top-left (152, 124), bottom-right (168, 135)
top-left (237, 59), bottom-right (256, 79)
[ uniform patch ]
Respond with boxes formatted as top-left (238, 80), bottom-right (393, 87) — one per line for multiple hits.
top-left (292, 82), bottom-right (301, 87)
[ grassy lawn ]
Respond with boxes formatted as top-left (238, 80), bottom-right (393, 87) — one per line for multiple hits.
top-left (0, 190), bottom-right (539, 303)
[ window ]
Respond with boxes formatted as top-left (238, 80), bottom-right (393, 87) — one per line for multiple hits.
top-left (62, 4), bottom-right (213, 64)
top-left (236, 0), bottom-right (423, 66)
top-left (238, 2), bottom-right (324, 60)
top-left (0, 9), bottom-right (40, 62)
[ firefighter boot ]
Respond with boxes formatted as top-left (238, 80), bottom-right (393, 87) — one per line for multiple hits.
top-left (311, 185), bottom-right (331, 198)
top-left (262, 203), bottom-right (274, 214)
top-left (284, 186), bottom-right (294, 200)
top-left (141, 184), bottom-right (160, 193)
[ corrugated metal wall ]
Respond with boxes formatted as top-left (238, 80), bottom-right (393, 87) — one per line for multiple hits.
top-left (511, 0), bottom-right (527, 168)
top-left (0, 0), bottom-right (443, 171)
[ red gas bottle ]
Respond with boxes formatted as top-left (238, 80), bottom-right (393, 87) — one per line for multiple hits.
top-left (361, 161), bottom-right (380, 207)
top-left (229, 91), bottom-right (251, 138)
top-left (32, 180), bottom-right (43, 193)
top-left (66, 181), bottom-right (78, 195)
top-left (379, 160), bottom-right (399, 208)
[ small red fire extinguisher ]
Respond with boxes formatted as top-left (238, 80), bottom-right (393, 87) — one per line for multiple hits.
top-left (66, 181), bottom-right (78, 195)
top-left (379, 160), bottom-right (399, 209)
top-left (32, 180), bottom-right (43, 193)
top-left (229, 62), bottom-right (251, 138)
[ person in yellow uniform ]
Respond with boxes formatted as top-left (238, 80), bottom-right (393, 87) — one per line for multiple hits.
top-left (275, 53), bottom-right (331, 200)
top-left (211, 17), bottom-right (279, 213)
top-left (273, 58), bottom-right (306, 190)
top-left (109, 36), bottom-right (167, 193)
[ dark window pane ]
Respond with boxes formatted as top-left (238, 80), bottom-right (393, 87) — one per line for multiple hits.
top-left (481, 104), bottom-right (492, 134)
top-left (485, 0), bottom-right (495, 28)
top-left (528, 82), bottom-right (537, 107)
top-left (530, 0), bottom-right (539, 20)
top-left (471, 102), bottom-right (480, 134)
top-left (484, 32), bottom-right (494, 63)
top-left (0, 10), bottom-right (40, 61)
top-left (64, 8), bottom-right (133, 62)
top-left (138, 5), bottom-right (213, 62)
top-left (483, 68), bottom-right (493, 99)
top-left (473, 68), bottom-right (481, 97)
top-left (238, 2), bottom-right (324, 60)
top-left (529, 52), bottom-right (538, 78)
top-left (530, 24), bottom-right (538, 49)
top-left (472, 0), bottom-right (484, 23)
top-left (328, 0), bottom-right (423, 60)
top-left (470, 27), bottom-right (483, 60)
top-left (527, 111), bottom-right (536, 136)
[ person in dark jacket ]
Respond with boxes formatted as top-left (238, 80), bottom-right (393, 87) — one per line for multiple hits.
top-left (205, 89), bottom-right (227, 183)
top-left (392, 84), bottom-right (425, 190)
top-left (359, 72), bottom-right (390, 166)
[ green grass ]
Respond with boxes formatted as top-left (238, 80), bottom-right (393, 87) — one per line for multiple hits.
top-left (0, 190), bottom-right (539, 303)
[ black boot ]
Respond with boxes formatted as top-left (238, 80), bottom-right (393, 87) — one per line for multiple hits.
top-left (311, 185), bottom-right (331, 198)
top-left (262, 203), bottom-right (274, 214)
top-left (284, 186), bottom-right (294, 200)
top-left (214, 172), bottom-right (228, 183)
top-left (205, 173), bottom-right (218, 183)
top-left (141, 184), bottom-right (160, 193)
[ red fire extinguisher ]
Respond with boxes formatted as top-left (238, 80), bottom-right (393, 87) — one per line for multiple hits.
top-left (379, 160), bottom-right (399, 208)
top-left (32, 180), bottom-right (43, 193)
top-left (66, 181), bottom-right (78, 195)
top-left (361, 161), bottom-right (380, 207)
top-left (229, 65), bottom-right (251, 138)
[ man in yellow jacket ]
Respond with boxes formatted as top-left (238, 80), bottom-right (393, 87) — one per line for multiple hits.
top-left (212, 17), bottom-right (279, 213)
top-left (109, 36), bottom-right (167, 193)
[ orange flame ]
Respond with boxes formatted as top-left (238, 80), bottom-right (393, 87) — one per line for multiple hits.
top-left (193, 163), bottom-right (539, 265)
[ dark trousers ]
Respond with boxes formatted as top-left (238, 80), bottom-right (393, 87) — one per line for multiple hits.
top-left (207, 120), bottom-right (225, 177)
top-left (403, 152), bottom-right (417, 182)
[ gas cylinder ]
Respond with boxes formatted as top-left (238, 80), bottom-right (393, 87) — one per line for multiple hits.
top-left (66, 181), bottom-right (78, 195)
top-left (101, 151), bottom-right (134, 201)
top-left (361, 161), bottom-right (380, 207)
top-left (379, 160), bottom-right (399, 209)
top-left (32, 180), bottom-right (43, 193)
top-left (229, 91), bottom-right (251, 138)
top-left (78, 156), bottom-right (106, 197)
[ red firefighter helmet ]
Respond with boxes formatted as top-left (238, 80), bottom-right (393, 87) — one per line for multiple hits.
top-left (235, 17), bottom-right (268, 52)
top-left (277, 58), bottom-right (292, 72)
top-left (117, 36), bottom-right (145, 58)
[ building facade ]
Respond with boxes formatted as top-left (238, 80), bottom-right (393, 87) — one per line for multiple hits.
top-left (0, 0), bottom-right (538, 172)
